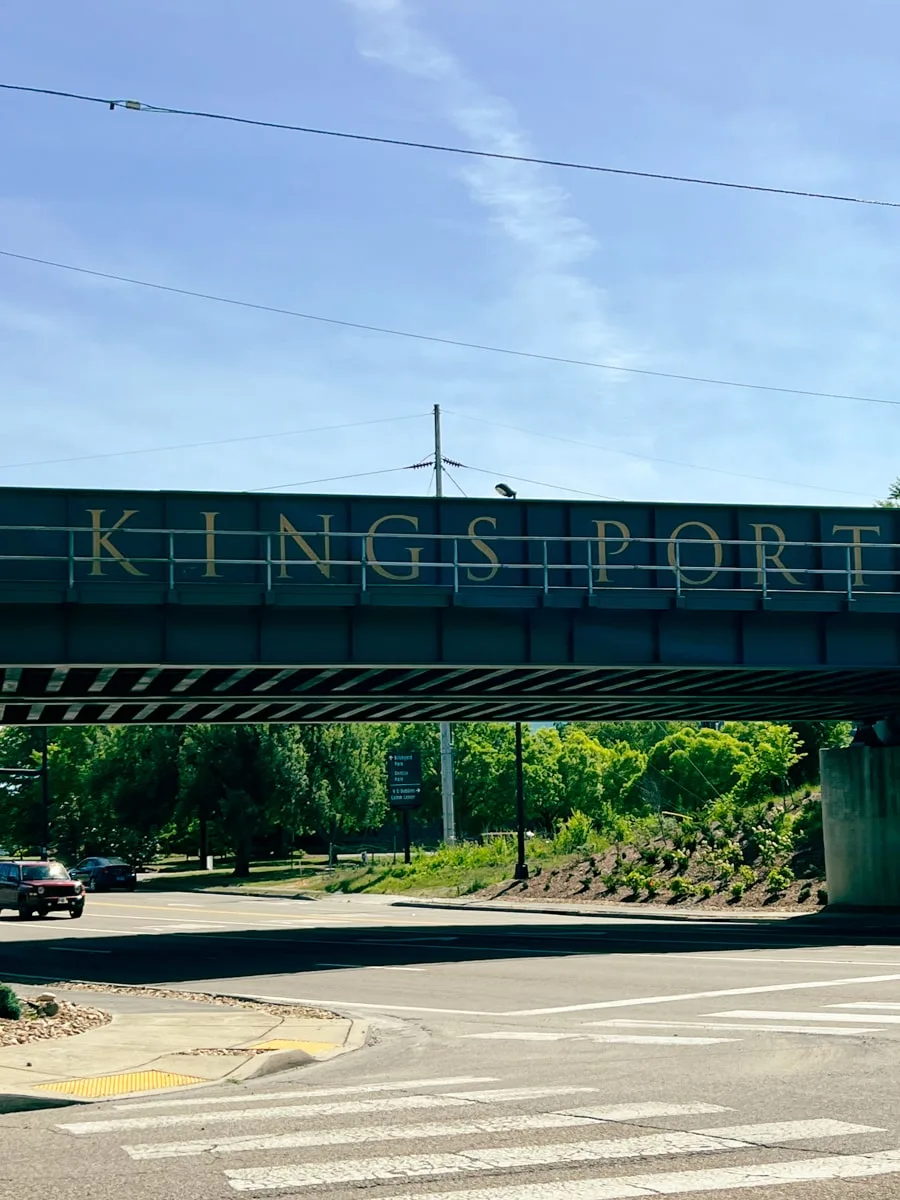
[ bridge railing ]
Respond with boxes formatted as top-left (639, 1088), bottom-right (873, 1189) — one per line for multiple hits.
top-left (0, 525), bottom-right (898, 600)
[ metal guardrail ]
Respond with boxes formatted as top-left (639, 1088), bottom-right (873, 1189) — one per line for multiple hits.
top-left (0, 524), bottom-right (897, 599)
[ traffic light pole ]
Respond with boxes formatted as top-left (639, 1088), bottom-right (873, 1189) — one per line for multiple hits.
top-left (0, 728), bottom-right (51, 860)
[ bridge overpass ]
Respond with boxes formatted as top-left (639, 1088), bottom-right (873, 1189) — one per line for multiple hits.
top-left (1, 485), bottom-right (898, 908)
top-left (0, 486), bottom-right (897, 726)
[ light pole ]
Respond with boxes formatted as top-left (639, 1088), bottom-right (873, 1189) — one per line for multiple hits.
top-left (496, 482), bottom-right (528, 881)
top-left (514, 720), bottom-right (528, 881)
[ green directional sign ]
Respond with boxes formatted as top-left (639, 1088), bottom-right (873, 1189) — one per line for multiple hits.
top-left (387, 750), bottom-right (422, 810)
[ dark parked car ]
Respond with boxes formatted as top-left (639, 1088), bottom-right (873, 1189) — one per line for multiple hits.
top-left (71, 857), bottom-right (138, 892)
top-left (0, 860), bottom-right (85, 919)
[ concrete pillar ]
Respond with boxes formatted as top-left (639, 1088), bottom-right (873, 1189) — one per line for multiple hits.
top-left (821, 745), bottom-right (900, 908)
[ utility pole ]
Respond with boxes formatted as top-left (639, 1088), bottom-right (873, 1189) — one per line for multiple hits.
top-left (433, 404), bottom-right (456, 846)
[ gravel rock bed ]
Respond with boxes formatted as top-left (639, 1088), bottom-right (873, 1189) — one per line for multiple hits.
top-left (0, 997), bottom-right (112, 1047)
top-left (10, 981), bottom-right (337, 1021)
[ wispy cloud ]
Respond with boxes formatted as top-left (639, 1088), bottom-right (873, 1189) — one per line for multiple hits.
top-left (343, 0), bottom-right (630, 370)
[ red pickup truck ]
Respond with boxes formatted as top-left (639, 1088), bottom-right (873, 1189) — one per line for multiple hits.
top-left (0, 860), bottom-right (85, 919)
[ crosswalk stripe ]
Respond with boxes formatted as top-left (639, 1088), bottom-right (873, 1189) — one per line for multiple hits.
top-left (714, 1009), bottom-right (900, 1024)
top-left (831, 1002), bottom-right (900, 1010)
top-left (464, 1032), bottom-right (733, 1046)
top-left (377, 1148), bottom-right (900, 1200)
top-left (590, 1019), bottom-right (881, 1037)
top-left (114, 1075), bottom-right (498, 1111)
top-left (223, 1120), bottom-right (876, 1190)
top-left (59, 1086), bottom-right (598, 1135)
top-left (124, 1102), bottom-right (731, 1161)
top-left (589, 1034), bottom-right (734, 1045)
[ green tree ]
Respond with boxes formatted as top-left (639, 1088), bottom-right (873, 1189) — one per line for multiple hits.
top-left (876, 479), bottom-right (900, 508)
top-left (646, 727), bottom-right (748, 812)
top-left (179, 725), bottom-right (309, 876)
top-left (557, 727), bottom-right (612, 823)
top-left (303, 724), bottom-right (389, 841)
top-left (602, 743), bottom-right (648, 816)
top-left (560, 721), bottom-right (694, 753)
top-left (731, 723), bottom-right (805, 803)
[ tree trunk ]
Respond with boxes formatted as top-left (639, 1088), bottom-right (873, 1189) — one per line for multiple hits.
top-left (233, 840), bottom-right (251, 877)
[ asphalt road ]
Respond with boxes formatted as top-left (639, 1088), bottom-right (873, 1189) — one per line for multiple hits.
top-left (4, 890), bottom-right (900, 1199)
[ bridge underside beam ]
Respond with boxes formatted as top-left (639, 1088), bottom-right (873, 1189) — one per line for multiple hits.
top-left (0, 662), bottom-right (895, 724)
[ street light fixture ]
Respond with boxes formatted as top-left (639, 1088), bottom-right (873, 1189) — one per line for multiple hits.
top-left (495, 481), bottom-right (528, 879)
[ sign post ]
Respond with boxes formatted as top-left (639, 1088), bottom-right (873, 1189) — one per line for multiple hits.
top-left (387, 750), bottom-right (422, 865)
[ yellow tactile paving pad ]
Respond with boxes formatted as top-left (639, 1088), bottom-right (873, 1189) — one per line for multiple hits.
top-left (33, 1070), bottom-right (205, 1098)
top-left (251, 1039), bottom-right (339, 1053)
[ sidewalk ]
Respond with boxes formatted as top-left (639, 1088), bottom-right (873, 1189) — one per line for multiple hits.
top-left (391, 895), bottom-right (900, 931)
top-left (0, 989), bottom-right (366, 1112)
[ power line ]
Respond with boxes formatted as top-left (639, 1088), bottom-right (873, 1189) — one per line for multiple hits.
top-left (446, 411), bottom-right (875, 501)
top-left (461, 463), bottom-right (623, 501)
top-left (254, 465), bottom-right (418, 492)
top-left (4, 248), bottom-right (898, 412)
top-left (3, 82), bottom-right (900, 212)
top-left (0, 413), bottom-right (428, 474)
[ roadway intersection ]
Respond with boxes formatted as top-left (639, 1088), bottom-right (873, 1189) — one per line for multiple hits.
top-left (4, 890), bottom-right (900, 1198)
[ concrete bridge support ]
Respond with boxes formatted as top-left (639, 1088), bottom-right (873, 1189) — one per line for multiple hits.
top-left (821, 744), bottom-right (900, 908)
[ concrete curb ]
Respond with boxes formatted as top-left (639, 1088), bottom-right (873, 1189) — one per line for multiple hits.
top-left (390, 896), bottom-right (900, 932)
top-left (0, 989), bottom-right (370, 1110)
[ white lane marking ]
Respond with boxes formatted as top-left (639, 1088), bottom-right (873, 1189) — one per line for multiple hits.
top-left (687, 955), bottom-right (900, 967)
top-left (381, 1148), bottom-right (900, 1200)
top-left (116, 1075), bottom-right (498, 1111)
top-left (509, 972), bottom-right (900, 1016)
top-left (219, 993), bottom-right (498, 1015)
top-left (465, 1032), bottom-right (574, 1041)
top-left (123, 1104), bottom-right (730, 1160)
top-left (715, 1009), bottom-right (900, 1024)
top-left (590, 1035), bottom-right (733, 1045)
top-left (463, 1032), bottom-right (734, 1046)
top-left (831, 1002), bottom-right (900, 1010)
top-left (223, 1120), bottom-right (876, 1190)
top-left (591, 1019), bottom-right (882, 1037)
top-left (48, 947), bottom-right (112, 955)
top-left (60, 1087), bottom-right (596, 1135)
top-left (312, 962), bottom-right (426, 972)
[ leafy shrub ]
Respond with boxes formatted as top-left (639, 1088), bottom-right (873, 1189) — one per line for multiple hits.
top-left (645, 876), bottom-right (660, 898)
top-left (797, 884), bottom-right (812, 902)
top-left (0, 984), bottom-right (21, 1021)
top-left (624, 869), bottom-right (646, 897)
top-left (670, 876), bottom-right (696, 897)
top-left (553, 810), bottom-right (596, 855)
top-left (765, 866), bottom-right (795, 895)
top-left (640, 846), bottom-right (660, 865)
top-left (730, 880), bottom-right (745, 900)
top-left (737, 864), bottom-right (756, 886)
top-left (602, 872), bottom-right (621, 894)
top-left (817, 887), bottom-right (829, 906)
top-left (661, 850), bottom-right (677, 870)
top-left (699, 882), bottom-right (714, 899)
top-left (674, 850), bottom-right (691, 873)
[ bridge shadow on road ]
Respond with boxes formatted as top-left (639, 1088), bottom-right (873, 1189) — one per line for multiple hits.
top-left (1, 911), bottom-right (898, 989)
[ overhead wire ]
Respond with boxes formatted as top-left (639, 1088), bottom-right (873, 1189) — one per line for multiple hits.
top-left (460, 463), bottom-right (623, 501)
top-left (4, 249), bottom-right (897, 416)
top-left (3, 82), bottom-right (899, 211)
top-left (254, 465), bottom-right (419, 492)
top-left (0, 413), bottom-right (428, 474)
top-left (445, 411), bottom-right (875, 501)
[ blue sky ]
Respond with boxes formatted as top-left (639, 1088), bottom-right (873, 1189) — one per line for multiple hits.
top-left (1, 0), bottom-right (899, 506)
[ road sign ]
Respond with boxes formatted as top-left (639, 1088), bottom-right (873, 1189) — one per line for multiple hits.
top-left (387, 750), bottom-right (422, 810)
